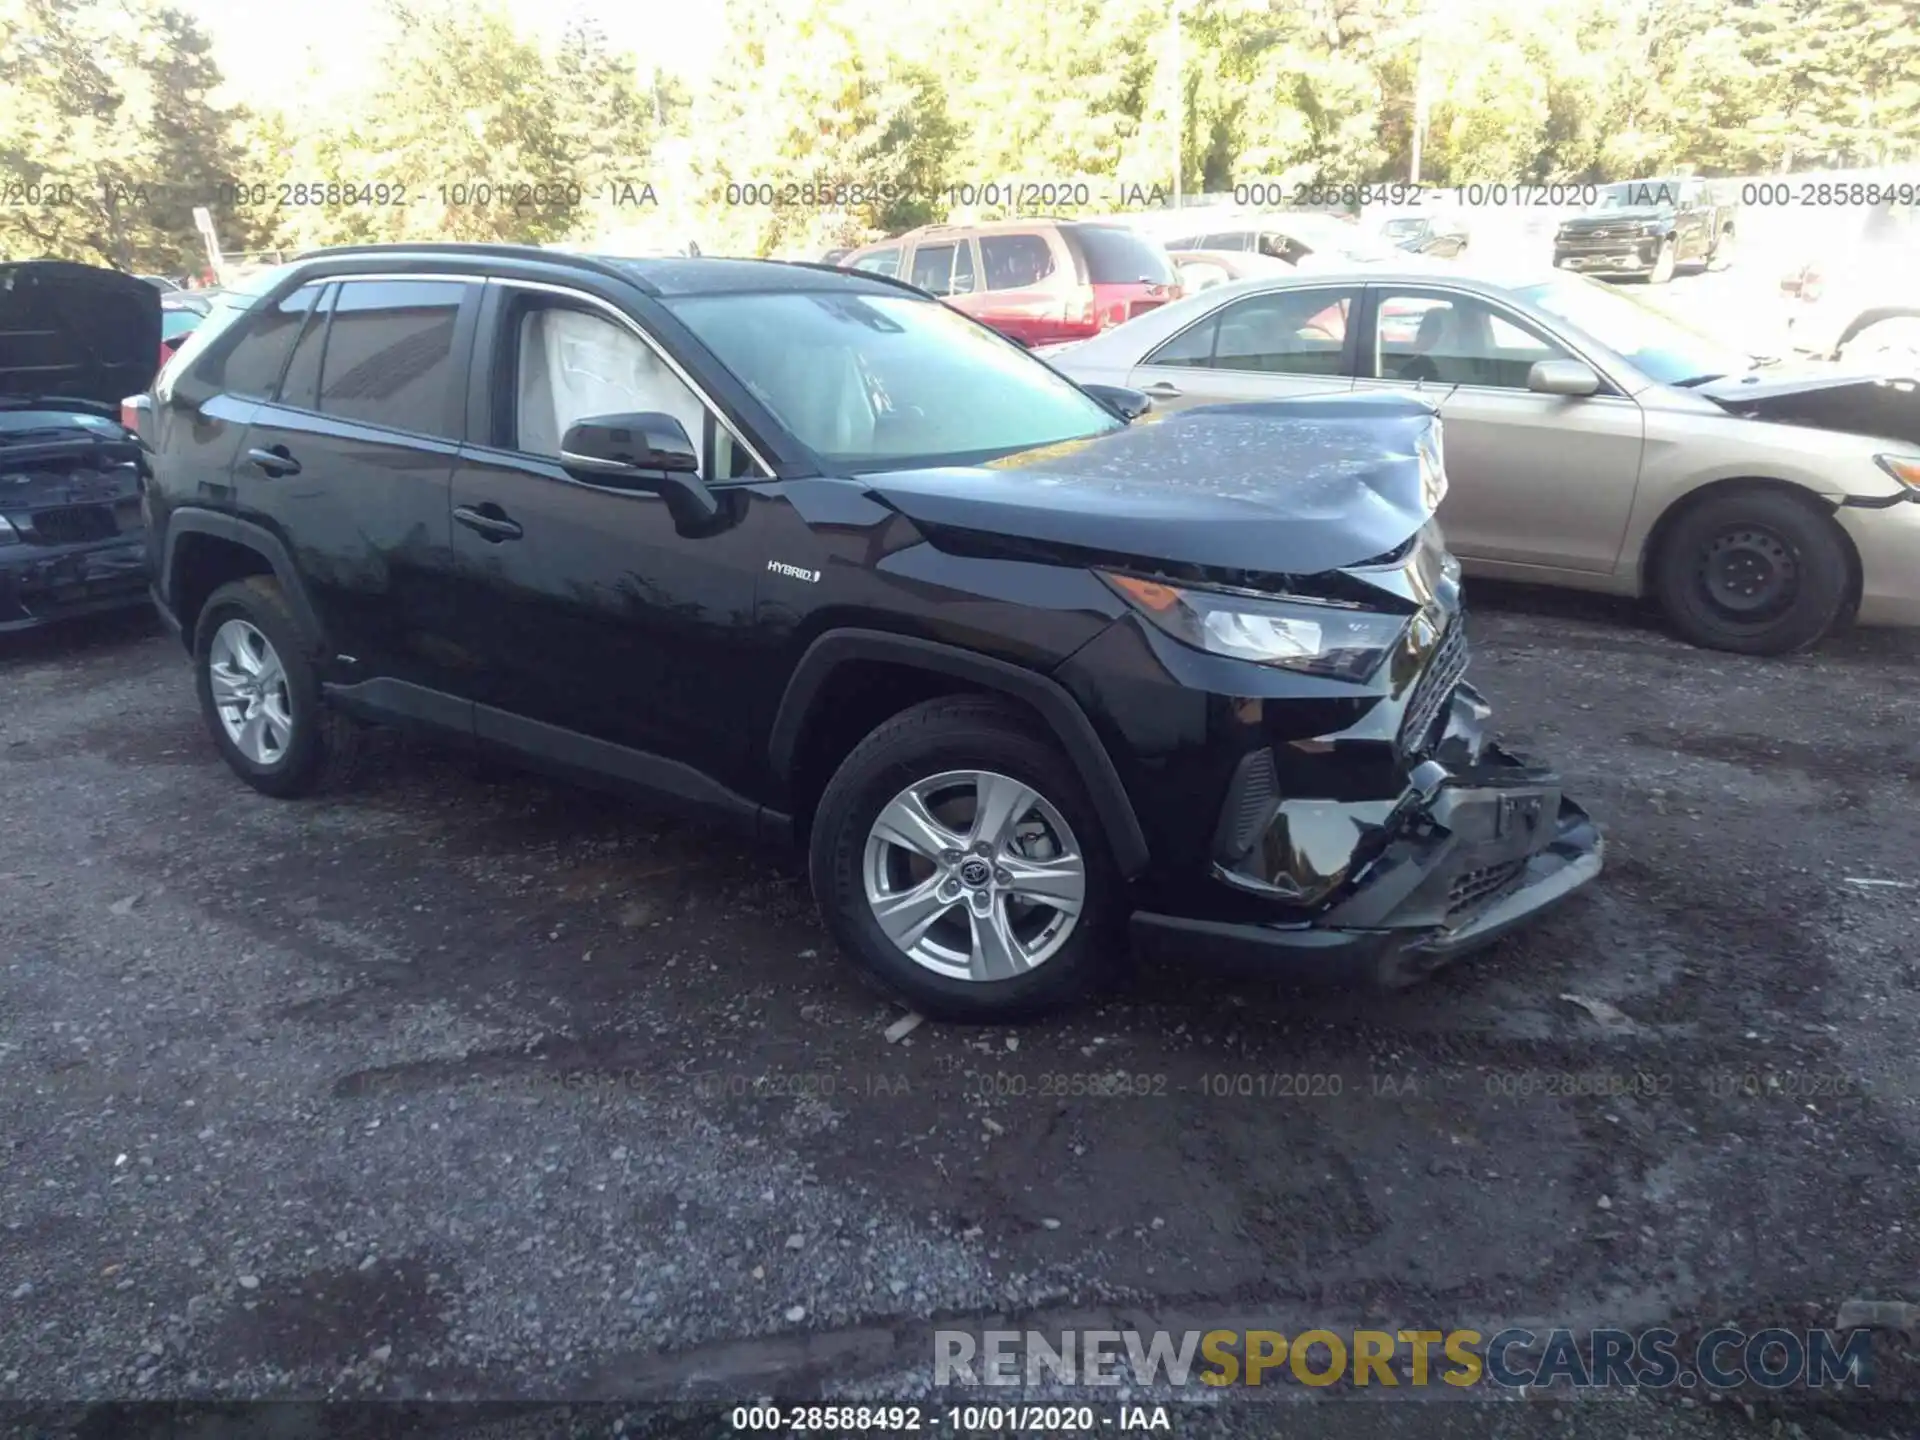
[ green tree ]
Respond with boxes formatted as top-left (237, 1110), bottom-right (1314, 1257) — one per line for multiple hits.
top-left (0, 0), bottom-right (241, 270)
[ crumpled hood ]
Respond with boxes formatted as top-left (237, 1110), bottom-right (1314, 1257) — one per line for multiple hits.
top-left (1697, 368), bottom-right (1920, 447)
top-left (0, 260), bottom-right (161, 409)
top-left (859, 394), bottom-right (1445, 574)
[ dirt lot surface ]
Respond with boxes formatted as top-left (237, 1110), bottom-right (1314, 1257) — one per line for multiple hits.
top-left (4, 588), bottom-right (1920, 1439)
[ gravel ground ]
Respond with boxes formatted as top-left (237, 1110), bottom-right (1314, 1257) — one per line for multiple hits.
top-left (4, 586), bottom-right (1920, 1439)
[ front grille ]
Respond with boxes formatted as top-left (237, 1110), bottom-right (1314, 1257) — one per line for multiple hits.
top-left (1447, 859), bottom-right (1526, 921)
top-left (23, 504), bottom-right (118, 545)
top-left (1397, 622), bottom-right (1470, 756)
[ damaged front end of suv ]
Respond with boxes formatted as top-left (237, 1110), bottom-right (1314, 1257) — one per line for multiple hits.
top-left (1013, 398), bottom-right (1605, 987)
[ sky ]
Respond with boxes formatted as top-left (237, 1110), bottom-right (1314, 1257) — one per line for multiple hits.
top-left (178, 0), bottom-right (733, 111)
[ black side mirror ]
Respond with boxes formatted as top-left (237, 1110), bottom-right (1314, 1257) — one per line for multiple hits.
top-left (1079, 383), bottom-right (1153, 422)
top-left (559, 411), bottom-right (719, 530)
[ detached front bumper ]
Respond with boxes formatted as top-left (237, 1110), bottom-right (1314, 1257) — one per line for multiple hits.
top-left (1130, 689), bottom-right (1605, 988)
top-left (0, 535), bottom-right (151, 633)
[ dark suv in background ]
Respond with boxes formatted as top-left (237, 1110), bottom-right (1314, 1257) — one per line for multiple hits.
top-left (840, 219), bottom-right (1183, 346)
top-left (141, 244), bottom-right (1601, 1020)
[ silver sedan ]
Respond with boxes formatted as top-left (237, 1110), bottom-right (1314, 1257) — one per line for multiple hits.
top-left (1048, 266), bottom-right (1920, 654)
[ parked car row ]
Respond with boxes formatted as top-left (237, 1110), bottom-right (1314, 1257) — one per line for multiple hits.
top-left (6, 234), bottom-right (1917, 1023)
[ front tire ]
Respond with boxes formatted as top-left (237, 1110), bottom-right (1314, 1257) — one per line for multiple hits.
top-left (809, 696), bottom-right (1121, 1021)
top-left (1652, 489), bottom-right (1851, 655)
top-left (193, 577), bottom-right (359, 797)
top-left (1648, 238), bottom-right (1677, 285)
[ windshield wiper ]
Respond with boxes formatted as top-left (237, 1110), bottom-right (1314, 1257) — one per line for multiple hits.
top-left (1671, 373), bottom-right (1726, 388)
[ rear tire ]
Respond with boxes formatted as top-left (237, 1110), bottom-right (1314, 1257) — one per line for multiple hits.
top-left (1648, 238), bottom-right (1677, 285)
top-left (1652, 489), bottom-right (1850, 655)
top-left (809, 696), bottom-right (1122, 1021)
top-left (193, 577), bottom-right (359, 797)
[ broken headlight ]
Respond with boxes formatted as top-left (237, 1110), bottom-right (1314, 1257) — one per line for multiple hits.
top-left (1100, 572), bottom-right (1411, 681)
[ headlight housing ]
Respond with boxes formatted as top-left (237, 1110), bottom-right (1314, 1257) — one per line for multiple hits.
top-left (1100, 572), bottom-right (1411, 681)
top-left (1875, 454), bottom-right (1920, 493)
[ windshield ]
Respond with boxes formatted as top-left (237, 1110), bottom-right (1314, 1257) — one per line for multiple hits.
top-left (1381, 217), bottom-right (1427, 237)
top-left (1512, 273), bottom-right (1751, 386)
top-left (665, 290), bottom-right (1124, 469)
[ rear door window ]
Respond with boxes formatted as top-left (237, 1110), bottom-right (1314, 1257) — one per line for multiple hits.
top-left (189, 283), bottom-right (323, 400)
top-left (315, 279), bottom-right (468, 439)
top-left (275, 284), bottom-right (335, 410)
top-left (980, 233), bottom-right (1058, 291)
top-left (909, 243), bottom-right (960, 296)
top-left (1068, 226), bottom-right (1178, 285)
top-left (1207, 287), bottom-right (1355, 375)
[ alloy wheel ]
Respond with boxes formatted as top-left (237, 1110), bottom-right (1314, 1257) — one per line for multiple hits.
top-left (207, 618), bottom-right (295, 765)
top-left (862, 769), bottom-right (1087, 983)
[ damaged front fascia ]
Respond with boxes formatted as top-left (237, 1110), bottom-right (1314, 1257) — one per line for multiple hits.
top-left (1213, 682), bottom-right (1495, 906)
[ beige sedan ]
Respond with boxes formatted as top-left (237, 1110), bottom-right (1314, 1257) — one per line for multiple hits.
top-left (1047, 266), bottom-right (1920, 654)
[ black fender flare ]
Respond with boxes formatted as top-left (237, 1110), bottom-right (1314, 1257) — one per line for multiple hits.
top-left (161, 509), bottom-right (327, 649)
top-left (768, 628), bottom-right (1150, 878)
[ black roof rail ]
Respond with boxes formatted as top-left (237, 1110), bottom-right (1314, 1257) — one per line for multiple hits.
top-left (285, 241), bottom-right (663, 294)
top-left (776, 259), bottom-right (938, 300)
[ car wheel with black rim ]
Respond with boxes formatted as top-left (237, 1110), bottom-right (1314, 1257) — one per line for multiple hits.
top-left (1653, 489), bottom-right (1850, 655)
top-left (193, 576), bottom-right (359, 797)
top-left (1648, 238), bottom-right (1677, 284)
top-left (809, 696), bottom-right (1120, 1021)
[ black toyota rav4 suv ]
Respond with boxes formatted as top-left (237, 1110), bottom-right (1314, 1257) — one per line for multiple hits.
top-left (141, 244), bottom-right (1603, 1019)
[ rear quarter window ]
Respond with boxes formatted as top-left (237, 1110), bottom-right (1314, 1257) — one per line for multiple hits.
top-left (178, 284), bottom-right (321, 400)
top-left (1067, 226), bottom-right (1177, 286)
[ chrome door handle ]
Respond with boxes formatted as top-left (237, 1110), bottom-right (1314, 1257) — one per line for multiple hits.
top-left (246, 446), bottom-right (300, 477)
top-left (1141, 382), bottom-right (1183, 397)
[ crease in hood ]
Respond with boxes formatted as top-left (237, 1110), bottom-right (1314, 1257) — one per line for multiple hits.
top-left (858, 394), bottom-right (1445, 575)
top-left (0, 260), bottom-right (162, 410)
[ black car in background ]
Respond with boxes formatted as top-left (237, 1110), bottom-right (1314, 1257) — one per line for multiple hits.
top-left (141, 244), bottom-right (1602, 1018)
top-left (0, 261), bottom-right (159, 632)
top-left (1552, 177), bottom-right (1737, 283)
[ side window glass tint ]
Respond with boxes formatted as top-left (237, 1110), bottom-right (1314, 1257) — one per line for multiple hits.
top-left (980, 234), bottom-right (1057, 291)
top-left (316, 280), bottom-right (465, 438)
top-left (1374, 291), bottom-right (1571, 387)
top-left (206, 283), bottom-right (322, 399)
top-left (853, 247), bottom-right (900, 277)
top-left (909, 243), bottom-right (957, 295)
top-left (1145, 315), bottom-right (1219, 368)
top-left (513, 304), bottom-right (714, 478)
top-left (951, 241), bottom-right (977, 294)
top-left (1210, 289), bottom-right (1353, 374)
top-left (276, 284), bottom-right (333, 410)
